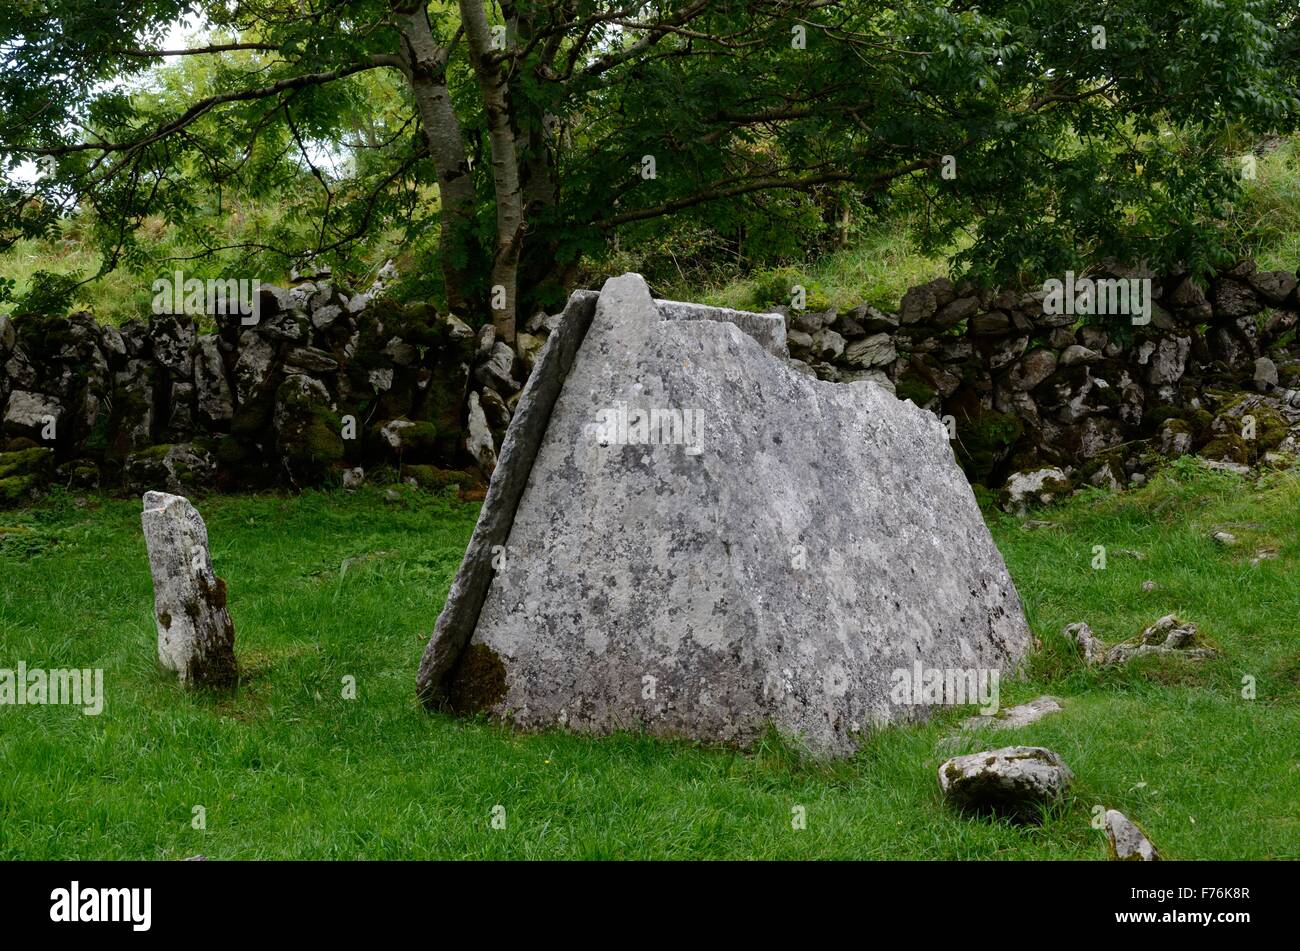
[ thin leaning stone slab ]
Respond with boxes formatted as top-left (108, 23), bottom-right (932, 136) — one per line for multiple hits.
top-left (417, 290), bottom-right (598, 705)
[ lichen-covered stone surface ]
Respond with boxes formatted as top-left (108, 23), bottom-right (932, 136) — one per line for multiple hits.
top-left (424, 273), bottom-right (1031, 757)
top-left (959, 695), bottom-right (1063, 732)
top-left (1105, 809), bottom-right (1161, 860)
top-left (939, 745), bottom-right (1074, 821)
top-left (141, 491), bottom-right (237, 687)
top-left (1069, 614), bottom-right (1217, 667)
top-left (417, 290), bottom-right (598, 706)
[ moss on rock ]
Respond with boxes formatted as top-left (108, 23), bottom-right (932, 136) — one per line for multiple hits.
top-left (1199, 433), bottom-right (1250, 464)
top-left (0, 446), bottom-right (55, 507)
top-left (955, 409), bottom-right (1024, 484)
top-left (274, 376), bottom-right (345, 482)
top-left (402, 464), bottom-right (476, 492)
top-left (447, 643), bottom-right (509, 715)
top-left (894, 369), bottom-right (938, 406)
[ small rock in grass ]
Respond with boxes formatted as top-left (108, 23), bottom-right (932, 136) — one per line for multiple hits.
top-left (1141, 580), bottom-right (1158, 591)
top-left (1003, 467), bottom-right (1068, 511)
top-left (938, 746), bottom-right (1074, 822)
top-left (1104, 810), bottom-right (1161, 861)
top-left (342, 467), bottom-right (365, 490)
top-left (1212, 530), bottom-right (1238, 547)
top-left (1102, 615), bottom-right (1217, 666)
top-left (1204, 460), bottom-right (1251, 475)
top-left (960, 696), bottom-right (1063, 732)
top-left (1066, 621), bottom-right (1107, 665)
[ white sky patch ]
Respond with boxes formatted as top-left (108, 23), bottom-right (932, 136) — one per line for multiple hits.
top-left (7, 15), bottom-right (207, 184)
top-left (161, 15), bottom-right (207, 59)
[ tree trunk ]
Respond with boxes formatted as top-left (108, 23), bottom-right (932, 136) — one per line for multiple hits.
top-left (458, 0), bottom-right (526, 343)
top-left (394, 4), bottom-right (482, 316)
top-left (513, 113), bottom-right (564, 317)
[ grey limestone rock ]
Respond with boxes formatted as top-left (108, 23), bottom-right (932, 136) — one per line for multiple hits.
top-left (1146, 335), bottom-right (1191, 385)
top-left (959, 695), bottom-right (1063, 732)
top-left (843, 333), bottom-right (896, 369)
top-left (1002, 467), bottom-right (1069, 511)
top-left (1254, 357), bottom-right (1279, 392)
top-left (1105, 809), bottom-right (1161, 860)
top-left (416, 290), bottom-right (599, 704)
top-left (656, 299), bottom-right (787, 357)
top-left (418, 274), bottom-right (1031, 757)
top-left (1071, 615), bottom-right (1216, 668)
top-left (141, 492), bottom-right (237, 687)
top-left (125, 442), bottom-right (216, 494)
top-left (1066, 621), bottom-right (1107, 666)
top-left (466, 391), bottom-right (498, 475)
top-left (476, 341), bottom-right (518, 395)
top-left (3, 389), bottom-right (62, 441)
top-left (938, 745), bottom-right (1074, 821)
top-left (233, 331), bottom-right (276, 405)
top-left (1248, 269), bottom-right (1298, 305)
top-left (810, 328), bottom-right (846, 361)
top-left (1059, 344), bottom-right (1101, 366)
top-left (194, 336), bottom-right (233, 425)
top-left (1102, 615), bottom-right (1216, 666)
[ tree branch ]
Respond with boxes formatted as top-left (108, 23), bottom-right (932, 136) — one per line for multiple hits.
top-left (111, 42), bottom-right (281, 58)
top-left (594, 159), bottom-right (932, 229)
top-left (16, 60), bottom-right (395, 157)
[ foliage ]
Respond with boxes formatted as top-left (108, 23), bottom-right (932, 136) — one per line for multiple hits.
top-left (1, 1), bottom-right (1297, 331)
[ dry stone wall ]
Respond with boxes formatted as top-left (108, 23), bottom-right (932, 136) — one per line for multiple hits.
top-left (3, 259), bottom-right (1299, 507)
top-left (775, 259), bottom-right (1300, 500)
top-left (0, 275), bottom-right (503, 503)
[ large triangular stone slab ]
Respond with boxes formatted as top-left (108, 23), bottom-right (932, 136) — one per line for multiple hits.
top-left (418, 274), bottom-right (1031, 756)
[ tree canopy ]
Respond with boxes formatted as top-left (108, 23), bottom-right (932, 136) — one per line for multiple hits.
top-left (3, 1), bottom-right (1298, 339)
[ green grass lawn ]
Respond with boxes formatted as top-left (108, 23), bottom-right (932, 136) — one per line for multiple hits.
top-left (0, 463), bottom-right (1296, 860)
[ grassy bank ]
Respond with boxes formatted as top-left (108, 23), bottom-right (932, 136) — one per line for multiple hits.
top-left (0, 462), bottom-right (1296, 859)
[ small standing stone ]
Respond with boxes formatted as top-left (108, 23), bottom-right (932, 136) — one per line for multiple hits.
top-left (1105, 809), bottom-right (1161, 860)
top-left (141, 492), bottom-right (237, 687)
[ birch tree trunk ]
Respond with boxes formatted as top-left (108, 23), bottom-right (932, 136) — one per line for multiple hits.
top-left (394, 3), bottom-right (481, 316)
top-left (458, 0), bottom-right (526, 343)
